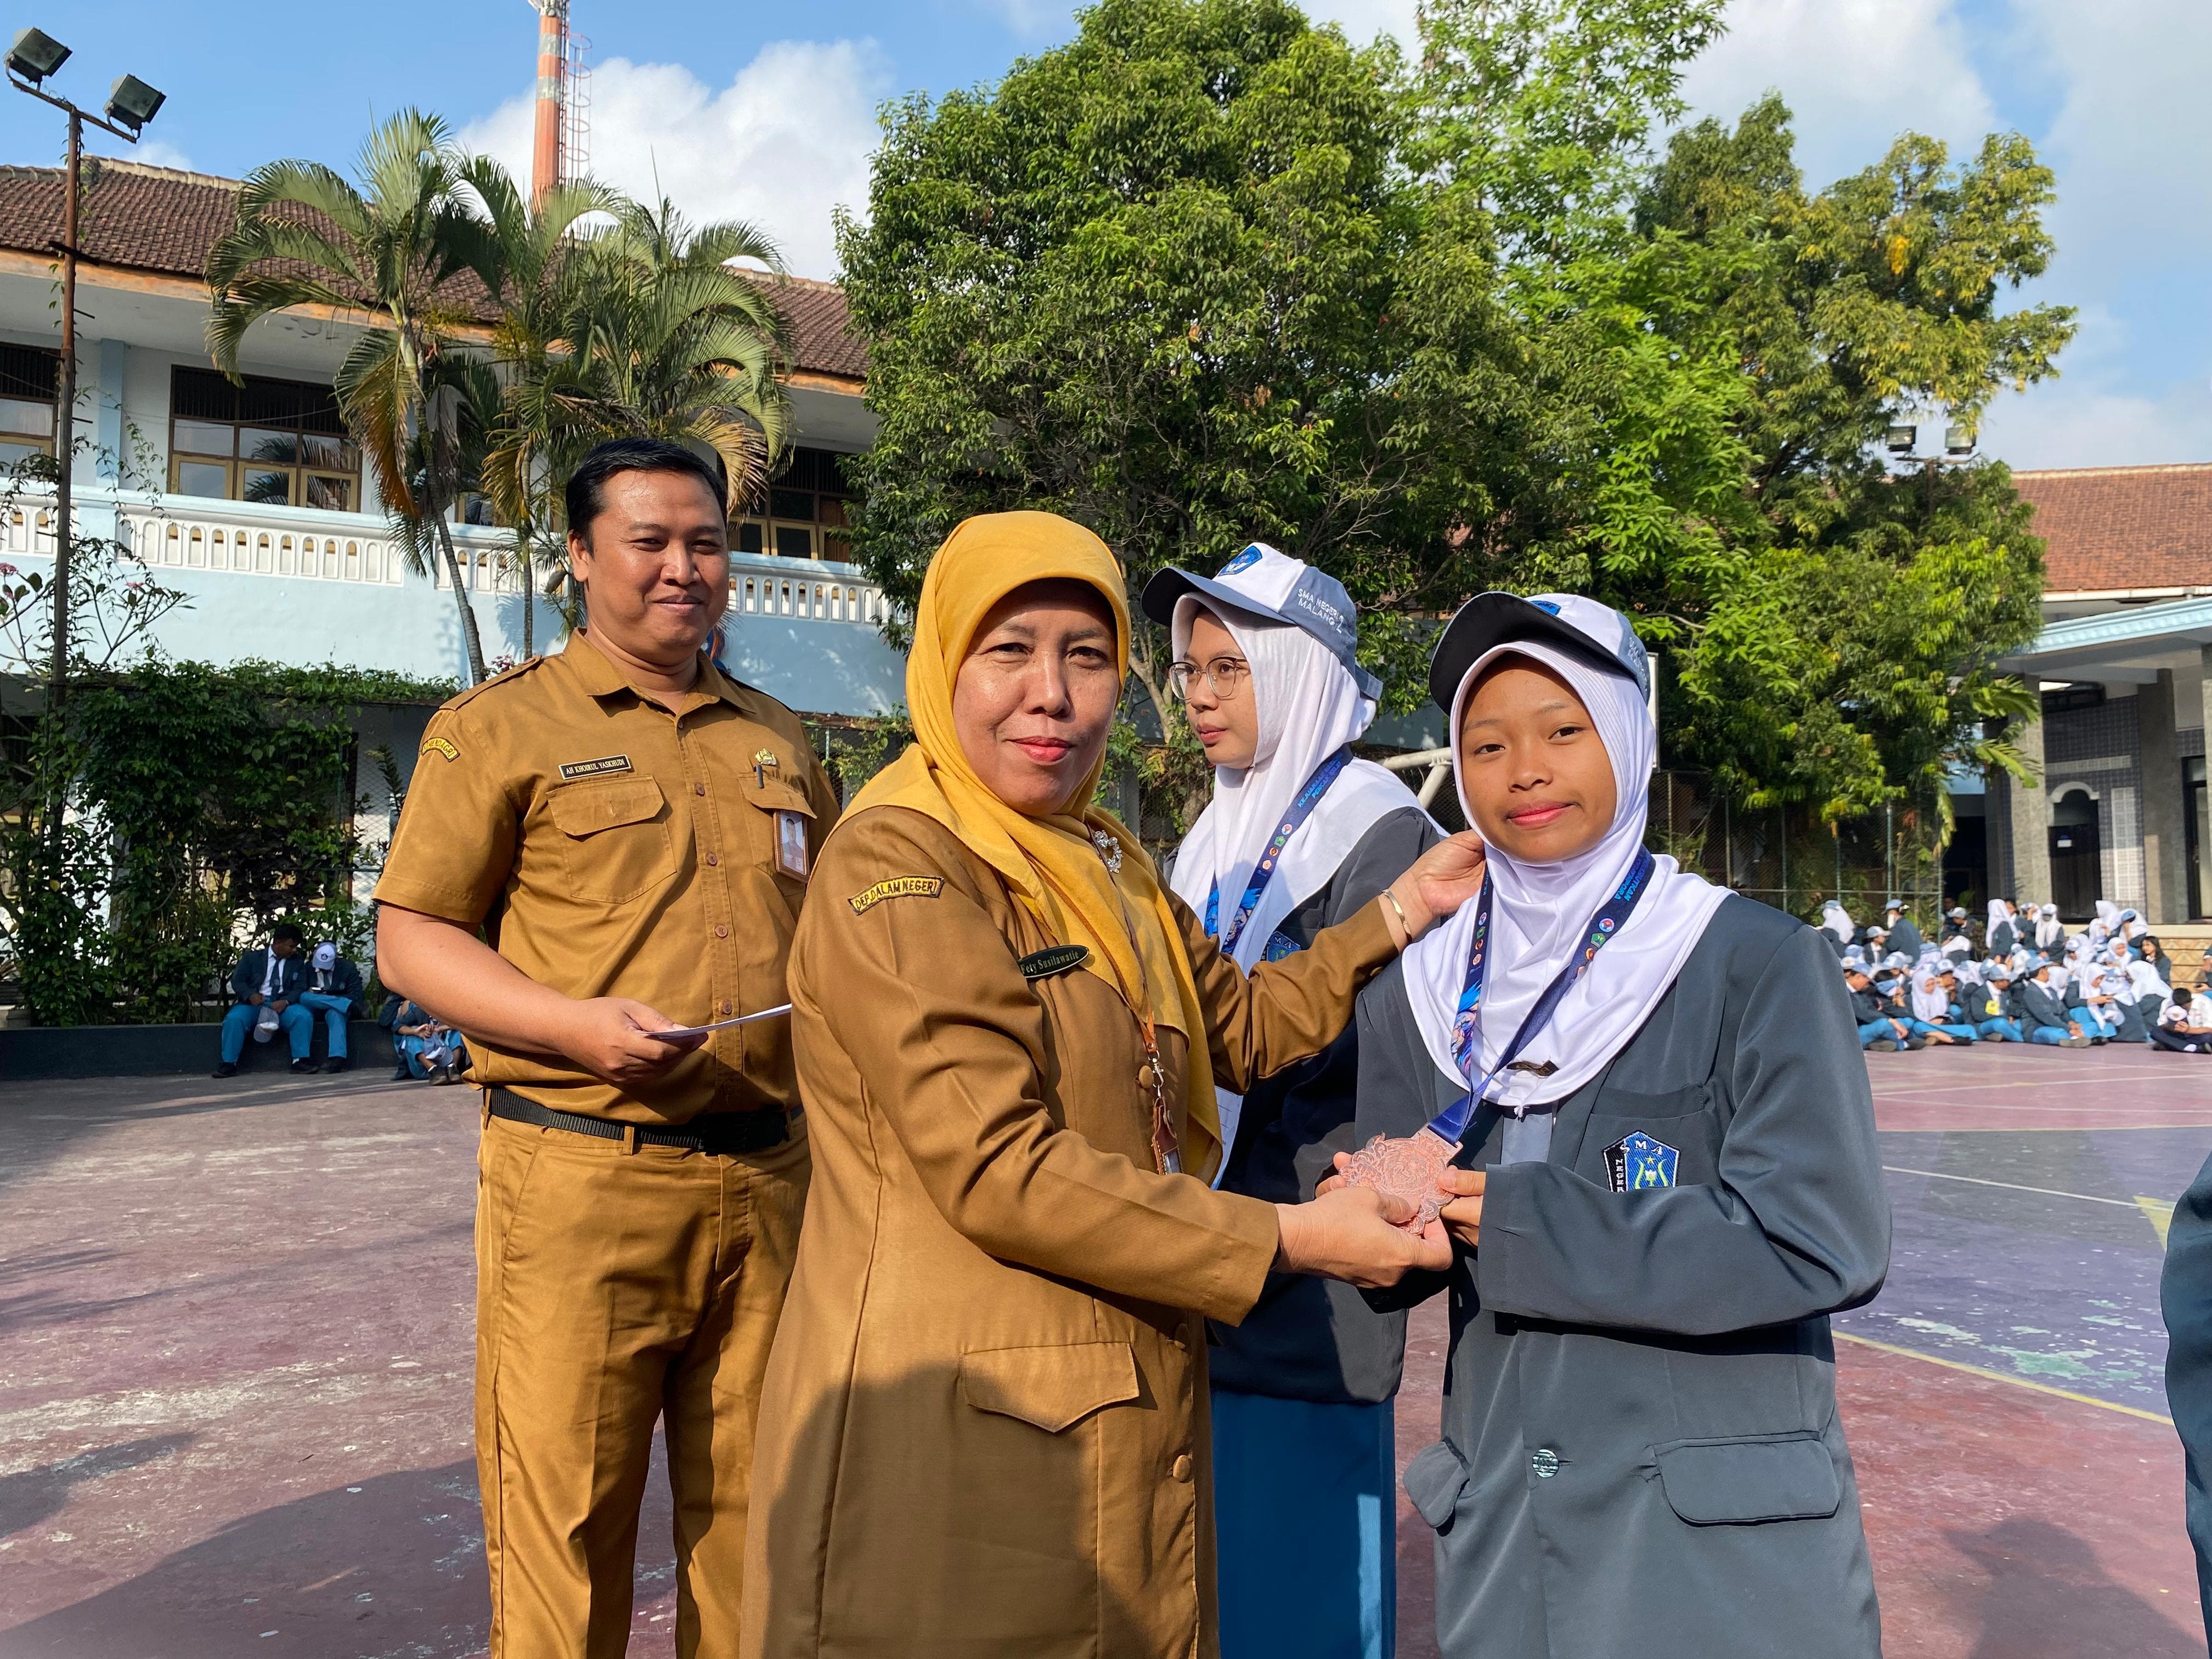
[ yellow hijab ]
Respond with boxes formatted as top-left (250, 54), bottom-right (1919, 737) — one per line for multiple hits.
top-left (845, 510), bottom-right (1222, 1177)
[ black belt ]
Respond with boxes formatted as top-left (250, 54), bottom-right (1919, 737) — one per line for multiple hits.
top-left (488, 1088), bottom-right (792, 1155)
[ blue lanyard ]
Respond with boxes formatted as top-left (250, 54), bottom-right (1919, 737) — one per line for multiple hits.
top-left (1203, 748), bottom-right (1351, 956)
top-left (1429, 845), bottom-right (1656, 1144)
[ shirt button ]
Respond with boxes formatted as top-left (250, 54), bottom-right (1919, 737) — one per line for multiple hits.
top-left (720, 1001), bottom-right (733, 1016)
top-left (705, 852), bottom-right (719, 866)
top-left (695, 783), bottom-right (707, 796)
top-left (715, 925), bottom-right (729, 939)
top-left (1171, 1454), bottom-right (1193, 1483)
top-left (1532, 1449), bottom-right (1560, 1480)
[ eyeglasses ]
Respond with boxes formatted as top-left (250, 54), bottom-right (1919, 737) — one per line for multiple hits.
top-left (1169, 656), bottom-right (1251, 701)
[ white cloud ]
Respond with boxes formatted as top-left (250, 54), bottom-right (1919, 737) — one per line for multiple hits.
top-left (1680, 0), bottom-right (1996, 190)
top-left (457, 41), bottom-right (889, 280)
top-left (127, 138), bottom-right (200, 173)
top-left (1304, 0), bottom-right (1419, 49)
top-left (2010, 0), bottom-right (2212, 285)
top-left (1979, 379), bottom-right (2212, 473)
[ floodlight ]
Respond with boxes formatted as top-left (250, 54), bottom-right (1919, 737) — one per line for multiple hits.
top-left (4, 27), bottom-right (70, 84)
top-left (104, 74), bottom-right (164, 133)
top-left (1884, 424), bottom-right (1917, 455)
top-left (1944, 425), bottom-right (1976, 457)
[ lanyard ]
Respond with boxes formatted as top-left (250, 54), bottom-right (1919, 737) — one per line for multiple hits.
top-left (1088, 830), bottom-right (1183, 1177)
top-left (1428, 845), bottom-right (1655, 1146)
top-left (1204, 748), bottom-right (1351, 955)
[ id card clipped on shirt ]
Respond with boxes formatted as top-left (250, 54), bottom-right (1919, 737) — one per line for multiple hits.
top-left (775, 810), bottom-right (810, 879)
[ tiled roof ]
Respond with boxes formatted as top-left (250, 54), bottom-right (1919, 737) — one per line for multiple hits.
top-left (2014, 462), bottom-right (2212, 594)
top-left (0, 159), bottom-right (867, 382)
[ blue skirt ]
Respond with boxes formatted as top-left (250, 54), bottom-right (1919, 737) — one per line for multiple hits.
top-left (1211, 1386), bottom-right (1396, 1659)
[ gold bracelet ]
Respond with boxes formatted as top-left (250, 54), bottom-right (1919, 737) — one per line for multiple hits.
top-left (1381, 886), bottom-right (1413, 947)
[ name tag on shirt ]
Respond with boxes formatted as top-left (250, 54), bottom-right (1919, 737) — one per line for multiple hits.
top-left (775, 810), bottom-right (810, 879)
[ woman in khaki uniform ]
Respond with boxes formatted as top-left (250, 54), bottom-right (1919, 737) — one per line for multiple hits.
top-left (741, 512), bottom-right (1480, 1658)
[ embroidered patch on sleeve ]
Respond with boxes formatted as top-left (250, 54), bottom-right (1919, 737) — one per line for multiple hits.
top-left (558, 754), bottom-right (633, 781)
top-left (849, 876), bottom-right (944, 915)
top-left (421, 736), bottom-right (460, 762)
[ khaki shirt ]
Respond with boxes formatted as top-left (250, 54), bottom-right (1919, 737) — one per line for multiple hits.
top-left (743, 805), bottom-right (1399, 1658)
top-left (374, 631), bottom-right (840, 1124)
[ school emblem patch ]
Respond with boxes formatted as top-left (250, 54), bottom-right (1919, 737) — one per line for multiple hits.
top-left (1604, 1132), bottom-right (1679, 1193)
top-left (848, 875), bottom-right (944, 915)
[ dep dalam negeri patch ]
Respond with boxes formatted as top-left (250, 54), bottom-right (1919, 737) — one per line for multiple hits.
top-left (848, 876), bottom-right (944, 915)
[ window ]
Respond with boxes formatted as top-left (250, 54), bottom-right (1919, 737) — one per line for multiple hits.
top-left (169, 367), bottom-right (360, 512)
top-left (733, 446), bottom-right (854, 561)
top-left (0, 344), bottom-right (58, 467)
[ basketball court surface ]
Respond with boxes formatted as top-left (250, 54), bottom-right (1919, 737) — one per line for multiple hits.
top-left (2, 1042), bottom-right (2208, 1656)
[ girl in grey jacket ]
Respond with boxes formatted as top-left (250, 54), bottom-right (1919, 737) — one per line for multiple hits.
top-left (1338, 592), bottom-right (1889, 1659)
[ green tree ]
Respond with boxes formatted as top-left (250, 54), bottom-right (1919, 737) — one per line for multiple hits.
top-left (206, 110), bottom-right (499, 682)
top-left (838, 0), bottom-right (1452, 730)
top-left (477, 189), bottom-right (795, 637)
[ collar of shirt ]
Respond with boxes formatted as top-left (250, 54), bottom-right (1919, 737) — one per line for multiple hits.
top-left (562, 630), bottom-right (744, 722)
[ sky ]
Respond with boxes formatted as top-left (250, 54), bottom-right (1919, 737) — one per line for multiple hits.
top-left (16, 0), bottom-right (2210, 471)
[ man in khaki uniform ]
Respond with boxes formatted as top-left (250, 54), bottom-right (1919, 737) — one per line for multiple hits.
top-left (375, 438), bottom-right (839, 1659)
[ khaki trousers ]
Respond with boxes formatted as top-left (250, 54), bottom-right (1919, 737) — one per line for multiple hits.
top-left (475, 1110), bottom-right (810, 1659)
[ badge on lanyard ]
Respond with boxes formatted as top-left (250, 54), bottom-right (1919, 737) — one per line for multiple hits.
top-left (775, 811), bottom-right (810, 879)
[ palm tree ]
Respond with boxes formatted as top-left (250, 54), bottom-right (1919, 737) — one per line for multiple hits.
top-left (477, 191), bottom-right (796, 640)
top-left (206, 110), bottom-right (498, 683)
top-left (455, 160), bottom-right (618, 659)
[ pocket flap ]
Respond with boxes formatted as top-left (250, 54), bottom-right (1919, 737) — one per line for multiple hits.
top-left (1403, 1438), bottom-right (1471, 1529)
top-left (744, 775), bottom-right (815, 817)
top-left (1654, 1434), bottom-right (1841, 1525)
top-left (548, 777), bottom-right (666, 837)
top-left (958, 1342), bottom-right (1139, 1433)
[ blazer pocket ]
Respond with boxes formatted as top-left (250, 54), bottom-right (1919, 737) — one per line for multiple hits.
top-left (959, 1342), bottom-right (1140, 1434)
top-left (547, 777), bottom-right (675, 904)
top-left (1652, 1431), bottom-right (1841, 1525)
top-left (1403, 1437), bottom-right (1472, 1531)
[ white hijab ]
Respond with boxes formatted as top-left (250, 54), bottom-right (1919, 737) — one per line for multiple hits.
top-left (2034, 906), bottom-right (2064, 949)
top-left (1166, 596), bottom-right (1426, 971)
top-left (1166, 595), bottom-right (1429, 1177)
top-left (1909, 971), bottom-right (1953, 1023)
top-left (2128, 957), bottom-right (2173, 1003)
top-left (1400, 637), bottom-right (1728, 1112)
top-left (1987, 900), bottom-right (2013, 938)
top-left (1821, 900), bottom-right (1854, 944)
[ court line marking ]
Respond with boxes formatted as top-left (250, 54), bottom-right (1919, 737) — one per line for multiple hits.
top-left (1881, 1124), bottom-right (2212, 1133)
top-left (1837, 1333), bottom-right (2175, 1426)
top-left (1882, 1165), bottom-right (2174, 1209)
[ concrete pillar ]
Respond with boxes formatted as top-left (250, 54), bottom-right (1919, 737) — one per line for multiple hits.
top-left (2142, 669), bottom-right (2188, 923)
top-left (2006, 706), bottom-right (2051, 904)
top-left (94, 338), bottom-right (127, 484)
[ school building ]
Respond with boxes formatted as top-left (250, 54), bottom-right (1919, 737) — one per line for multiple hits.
top-left (1984, 462), bottom-right (2212, 924)
top-left (0, 157), bottom-right (902, 725)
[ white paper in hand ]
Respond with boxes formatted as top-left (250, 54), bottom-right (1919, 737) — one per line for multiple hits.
top-left (645, 1003), bottom-right (793, 1041)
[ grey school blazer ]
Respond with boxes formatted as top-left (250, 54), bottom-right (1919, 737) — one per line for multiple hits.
top-left (1361, 896), bottom-right (1890, 1659)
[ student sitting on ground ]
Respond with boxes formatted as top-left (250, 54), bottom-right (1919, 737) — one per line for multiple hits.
top-left (2069, 960), bottom-right (2123, 1044)
top-left (2154, 989), bottom-right (2212, 1054)
top-left (1967, 964), bottom-right (2023, 1042)
top-left (214, 923), bottom-right (313, 1078)
top-left (1906, 966), bottom-right (1973, 1045)
top-left (388, 998), bottom-right (467, 1084)
top-left (1938, 909), bottom-right (1974, 961)
top-left (1846, 965), bottom-right (1915, 1051)
top-left (2019, 962), bottom-right (2091, 1047)
top-left (2141, 935), bottom-right (2176, 985)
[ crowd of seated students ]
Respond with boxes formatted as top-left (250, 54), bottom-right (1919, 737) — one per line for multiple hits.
top-left (1822, 898), bottom-right (2212, 1054)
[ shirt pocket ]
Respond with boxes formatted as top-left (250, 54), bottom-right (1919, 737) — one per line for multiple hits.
top-left (1576, 1083), bottom-right (1722, 1191)
top-left (958, 1341), bottom-right (1141, 1433)
top-left (546, 776), bottom-right (676, 905)
top-left (742, 774), bottom-right (817, 889)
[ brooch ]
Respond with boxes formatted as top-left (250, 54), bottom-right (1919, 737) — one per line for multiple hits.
top-left (1091, 830), bottom-right (1124, 874)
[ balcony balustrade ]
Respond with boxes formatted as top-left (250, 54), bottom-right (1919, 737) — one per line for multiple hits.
top-left (0, 483), bottom-right (891, 624)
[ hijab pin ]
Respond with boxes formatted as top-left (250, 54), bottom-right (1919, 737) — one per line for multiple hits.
top-left (1091, 830), bottom-right (1124, 875)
